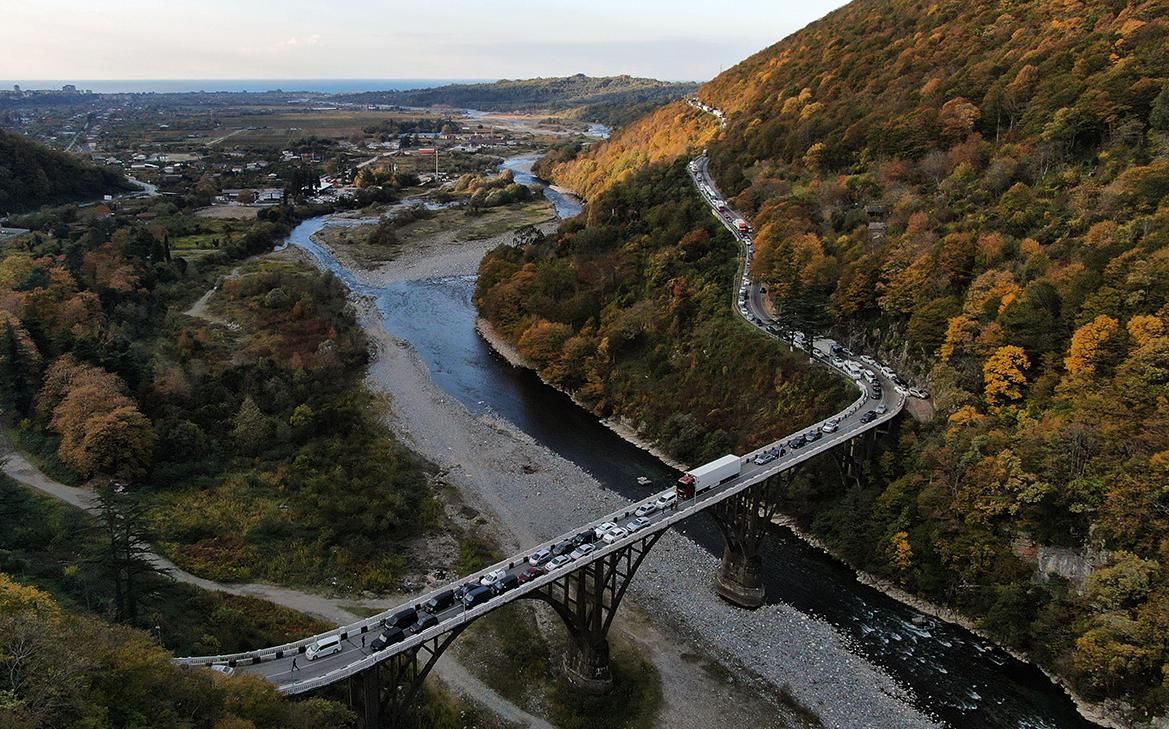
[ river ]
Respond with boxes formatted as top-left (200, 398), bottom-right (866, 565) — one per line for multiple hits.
top-left (282, 167), bottom-right (1099, 728)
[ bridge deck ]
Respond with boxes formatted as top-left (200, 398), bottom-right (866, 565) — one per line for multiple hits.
top-left (176, 147), bottom-right (908, 693)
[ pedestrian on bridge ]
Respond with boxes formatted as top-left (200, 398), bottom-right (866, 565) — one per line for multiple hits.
top-left (291, 656), bottom-right (299, 672)
top-left (362, 635), bottom-right (366, 649)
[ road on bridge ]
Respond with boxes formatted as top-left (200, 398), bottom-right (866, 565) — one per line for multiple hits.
top-left (179, 135), bottom-right (912, 695)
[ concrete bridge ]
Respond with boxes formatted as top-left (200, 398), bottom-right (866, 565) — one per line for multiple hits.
top-left (176, 149), bottom-right (911, 726)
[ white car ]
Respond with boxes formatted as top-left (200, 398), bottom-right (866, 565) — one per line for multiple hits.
top-left (305, 635), bottom-right (343, 661)
top-left (894, 384), bottom-right (910, 396)
top-left (909, 388), bottom-right (931, 399)
top-left (821, 420), bottom-right (838, 433)
top-left (602, 526), bottom-right (629, 544)
top-left (880, 366), bottom-right (896, 378)
top-left (635, 502), bottom-right (658, 518)
top-left (860, 355), bottom-right (876, 365)
top-left (570, 543), bottom-right (596, 560)
top-left (528, 548), bottom-right (552, 566)
top-left (593, 522), bottom-right (618, 539)
top-left (209, 664), bottom-right (235, 676)
top-left (626, 516), bottom-right (651, 532)
top-left (546, 555), bottom-right (572, 570)
top-left (655, 492), bottom-right (678, 510)
top-left (480, 568), bottom-right (506, 586)
top-left (875, 404), bottom-right (889, 415)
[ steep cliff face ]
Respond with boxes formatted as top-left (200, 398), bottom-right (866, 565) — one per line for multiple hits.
top-left (503, 0), bottom-right (1169, 719)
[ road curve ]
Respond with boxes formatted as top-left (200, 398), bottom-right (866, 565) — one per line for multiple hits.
top-left (176, 125), bottom-right (911, 694)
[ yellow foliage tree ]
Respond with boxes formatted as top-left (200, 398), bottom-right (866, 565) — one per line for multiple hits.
top-left (1126, 315), bottom-right (1164, 348)
top-left (1065, 314), bottom-right (1120, 377)
top-left (983, 345), bottom-right (1030, 405)
top-left (941, 315), bottom-right (979, 360)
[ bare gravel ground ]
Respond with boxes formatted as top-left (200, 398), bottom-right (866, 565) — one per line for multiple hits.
top-left (316, 222), bottom-right (941, 729)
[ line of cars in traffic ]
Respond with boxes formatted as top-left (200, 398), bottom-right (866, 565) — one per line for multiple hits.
top-left (332, 491), bottom-right (688, 660)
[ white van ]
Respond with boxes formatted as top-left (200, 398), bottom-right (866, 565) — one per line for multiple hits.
top-left (306, 635), bottom-right (343, 660)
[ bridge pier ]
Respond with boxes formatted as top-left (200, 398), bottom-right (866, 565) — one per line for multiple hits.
top-left (709, 469), bottom-right (796, 609)
top-left (530, 531), bottom-right (662, 694)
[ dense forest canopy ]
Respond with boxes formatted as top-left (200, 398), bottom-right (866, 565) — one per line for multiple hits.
top-left (502, 0), bottom-right (1169, 720)
top-left (333, 74), bottom-right (700, 129)
top-left (0, 130), bottom-right (130, 213)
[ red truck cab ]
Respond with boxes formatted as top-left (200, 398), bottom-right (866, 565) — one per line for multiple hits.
top-left (676, 473), bottom-right (697, 500)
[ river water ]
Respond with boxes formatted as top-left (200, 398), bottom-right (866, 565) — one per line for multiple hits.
top-left (283, 167), bottom-right (1099, 728)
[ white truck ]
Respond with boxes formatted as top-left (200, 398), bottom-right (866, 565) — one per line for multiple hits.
top-left (675, 454), bottom-right (741, 499)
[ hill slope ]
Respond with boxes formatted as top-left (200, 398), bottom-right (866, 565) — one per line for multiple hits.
top-left (0, 130), bottom-right (129, 212)
top-left (503, 0), bottom-right (1169, 721)
top-left (333, 74), bottom-right (699, 128)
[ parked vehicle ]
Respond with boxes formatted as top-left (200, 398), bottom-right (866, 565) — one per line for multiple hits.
top-left (593, 522), bottom-right (617, 539)
top-left (370, 628), bottom-right (406, 652)
top-left (602, 526), bottom-right (629, 544)
top-left (463, 585), bottom-right (493, 609)
top-left (413, 613), bottom-right (438, 632)
top-left (875, 404), bottom-right (889, 414)
top-left (385, 607), bottom-right (417, 630)
top-left (675, 454), bottom-right (741, 499)
top-left (518, 566), bottom-right (545, 584)
top-left (753, 451), bottom-right (776, 465)
top-left (860, 411), bottom-right (877, 424)
top-left (860, 355), bottom-right (876, 365)
top-left (453, 582), bottom-right (477, 601)
top-left (734, 218), bottom-right (751, 234)
top-left (528, 548), bottom-right (552, 566)
top-left (655, 492), bottom-right (678, 510)
top-left (209, 664), bottom-right (235, 676)
top-left (788, 435), bottom-right (806, 449)
top-left (626, 516), bottom-right (652, 533)
top-left (480, 568), bottom-right (506, 587)
top-left (491, 574), bottom-right (519, 595)
top-left (821, 420), bottom-right (838, 433)
top-left (424, 589), bottom-right (455, 613)
top-left (573, 529), bottom-right (598, 546)
top-left (552, 539), bottom-right (575, 556)
top-left (306, 635), bottom-right (343, 660)
top-left (570, 543), bottom-right (596, 560)
top-left (805, 430), bottom-right (822, 442)
top-left (870, 388), bottom-right (881, 400)
top-left (546, 555), bottom-right (572, 570)
top-left (635, 502), bottom-right (658, 517)
top-left (909, 388), bottom-right (931, 399)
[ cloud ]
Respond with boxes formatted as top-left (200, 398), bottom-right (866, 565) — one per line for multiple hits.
top-left (276, 34), bottom-right (321, 50)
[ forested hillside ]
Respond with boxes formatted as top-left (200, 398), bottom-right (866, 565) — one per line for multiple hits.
top-left (334, 74), bottom-right (699, 129)
top-left (0, 130), bottom-right (129, 212)
top-left (490, 0), bottom-right (1169, 720)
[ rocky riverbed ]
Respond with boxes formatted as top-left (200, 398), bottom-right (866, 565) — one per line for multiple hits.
top-left (301, 218), bottom-right (941, 729)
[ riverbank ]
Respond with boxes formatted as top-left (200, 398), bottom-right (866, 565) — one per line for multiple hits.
top-left (475, 317), bottom-right (690, 472)
top-left (472, 286), bottom-right (1126, 729)
top-left (770, 515), bottom-right (1139, 729)
top-left (300, 216), bottom-right (942, 729)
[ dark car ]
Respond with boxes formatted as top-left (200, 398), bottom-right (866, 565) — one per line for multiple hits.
top-left (552, 539), bottom-right (575, 556)
top-left (491, 574), bottom-right (520, 595)
top-left (870, 388), bottom-right (881, 400)
top-left (454, 582), bottom-right (478, 601)
top-left (424, 589), bottom-right (455, 613)
top-left (788, 435), bottom-right (806, 449)
top-left (518, 566), bottom-right (545, 584)
top-left (860, 411), bottom-right (877, 423)
top-left (370, 627), bottom-right (407, 651)
top-left (573, 530), bottom-right (598, 547)
top-left (463, 585), bottom-right (493, 609)
top-left (413, 613), bottom-right (439, 633)
top-left (385, 607), bottom-right (417, 630)
top-left (830, 344), bottom-right (845, 356)
top-left (805, 430), bottom-right (822, 442)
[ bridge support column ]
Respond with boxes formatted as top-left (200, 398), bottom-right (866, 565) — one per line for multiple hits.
top-left (709, 469), bottom-right (794, 609)
top-left (529, 532), bottom-right (662, 695)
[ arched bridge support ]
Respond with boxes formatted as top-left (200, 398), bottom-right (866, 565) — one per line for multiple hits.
top-left (709, 467), bottom-right (800, 609)
top-left (347, 624), bottom-right (468, 729)
top-left (526, 531), bottom-right (663, 693)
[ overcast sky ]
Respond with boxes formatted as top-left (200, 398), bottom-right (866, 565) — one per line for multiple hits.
top-left (2, 0), bottom-right (849, 81)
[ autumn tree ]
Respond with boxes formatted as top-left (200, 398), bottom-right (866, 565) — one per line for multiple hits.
top-left (1065, 314), bottom-right (1121, 378)
top-left (0, 310), bottom-right (42, 413)
top-left (983, 345), bottom-right (1030, 406)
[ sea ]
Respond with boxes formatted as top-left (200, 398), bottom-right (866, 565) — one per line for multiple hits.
top-left (0, 79), bottom-right (495, 94)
